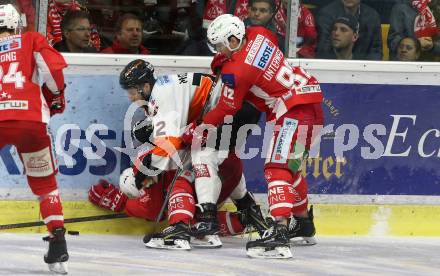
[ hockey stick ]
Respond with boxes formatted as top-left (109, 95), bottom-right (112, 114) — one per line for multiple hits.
top-left (155, 73), bottom-right (221, 223)
top-left (0, 213), bottom-right (128, 230)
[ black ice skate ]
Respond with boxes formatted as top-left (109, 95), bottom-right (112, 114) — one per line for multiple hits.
top-left (288, 206), bottom-right (317, 245)
top-left (144, 221), bottom-right (191, 250)
top-left (43, 227), bottom-right (69, 274)
top-left (234, 192), bottom-right (269, 237)
top-left (190, 203), bottom-right (222, 248)
top-left (246, 218), bottom-right (292, 259)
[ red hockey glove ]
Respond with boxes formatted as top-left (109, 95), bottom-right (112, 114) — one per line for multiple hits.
top-left (41, 83), bottom-right (66, 116)
top-left (88, 179), bottom-right (128, 212)
top-left (181, 122), bottom-right (207, 146)
top-left (210, 53), bottom-right (228, 74)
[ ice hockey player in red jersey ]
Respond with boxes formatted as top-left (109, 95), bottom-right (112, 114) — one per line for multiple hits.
top-left (88, 59), bottom-right (267, 250)
top-left (183, 14), bottom-right (324, 258)
top-left (0, 4), bottom-right (69, 274)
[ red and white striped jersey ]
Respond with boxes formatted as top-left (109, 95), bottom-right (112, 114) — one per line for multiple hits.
top-left (0, 32), bottom-right (67, 123)
top-left (203, 26), bottom-right (323, 126)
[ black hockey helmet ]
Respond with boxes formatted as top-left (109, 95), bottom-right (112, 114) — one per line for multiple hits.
top-left (119, 59), bottom-right (156, 90)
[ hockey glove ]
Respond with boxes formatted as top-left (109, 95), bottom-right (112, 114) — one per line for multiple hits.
top-left (133, 154), bottom-right (160, 190)
top-left (88, 179), bottom-right (128, 212)
top-left (41, 83), bottom-right (66, 116)
top-left (181, 122), bottom-right (208, 146)
top-left (211, 53), bottom-right (228, 74)
top-left (132, 118), bottom-right (154, 144)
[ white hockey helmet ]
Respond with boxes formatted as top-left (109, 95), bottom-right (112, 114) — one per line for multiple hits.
top-left (207, 14), bottom-right (245, 52)
top-left (0, 4), bottom-right (22, 33)
top-left (119, 168), bottom-right (140, 198)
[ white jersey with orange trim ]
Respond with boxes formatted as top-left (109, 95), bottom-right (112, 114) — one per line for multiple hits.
top-left (145, 72), bottom-right (221, 171)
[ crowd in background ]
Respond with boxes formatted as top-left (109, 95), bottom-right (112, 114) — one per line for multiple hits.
top-left (5, 0), bottom-right (440, 61)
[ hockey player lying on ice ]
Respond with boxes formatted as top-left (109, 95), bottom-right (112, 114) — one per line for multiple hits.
top-left (89, 57), bottom-right (317, 252)
top-left (88, 59), bottom-right (268, 250)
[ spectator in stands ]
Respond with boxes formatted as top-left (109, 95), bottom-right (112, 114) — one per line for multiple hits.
top-left (281, 0), bottom-right (317, 58)
top-left (202, 0), bottom-right (249, 29)
top-left (53, 10), bottom-right (97, 53)
top-left (388, 0), bottom-right (440, 61)
top-left (317, 14), bottom-right (359, 59)
top-left (46, 0), bottom-right (100, 50)
top-left (244, 0), bottom-right (284, 49)
top-left (396, 37), bottom-right (422, 61)
top-left (101, 13), bottom-right (150, 54)
top-left (316, 0), bottom-right (382, 60)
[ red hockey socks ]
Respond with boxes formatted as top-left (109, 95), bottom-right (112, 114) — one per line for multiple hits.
top-left (167, 178), bottom-right (196, 225)
top-left (39, 190), bottom-right (64, 233)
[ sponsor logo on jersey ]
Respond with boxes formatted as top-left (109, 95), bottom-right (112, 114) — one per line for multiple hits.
top-left (21, 147), bottom-right (54, 177)
top-left (253, 38), bottom-right (275, 70)
top-left (0, 100), bottom-right (28, 110)
top-left (0, 38), bottom-right (21, 53)
top-left (221, 73), bottom-right (235, 88)
top-left (157, 75), bottom-right (171, 85)
top-left (147, 99), bottom-right (158, 116)
top-left (177, 73), bottom-right (188, 84)
top-left (271, 118), bottom-right (298, 164)
top-left (245, 34), bottom-right (265, 65)
top-left (296, 84), bottom-right (322, 95)
top-left (193, 164), bottom-right (210, 178)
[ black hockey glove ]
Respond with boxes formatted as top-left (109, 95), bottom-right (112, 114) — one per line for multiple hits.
top-left (134, 154), bottom-right (160, 190)
top-left (132, 118), bottom-right (154, 144)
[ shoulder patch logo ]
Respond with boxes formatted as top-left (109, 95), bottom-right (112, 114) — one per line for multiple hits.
top-left (221, 73), bottom-right (235, 88)
top-left (0, 37), bottom-right (21, 53)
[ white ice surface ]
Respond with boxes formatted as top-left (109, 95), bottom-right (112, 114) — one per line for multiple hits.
top-left (0, 234), bottom-right (439, 276)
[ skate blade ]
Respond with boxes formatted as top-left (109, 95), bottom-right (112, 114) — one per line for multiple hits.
top-left (145, 238), bottom-right (191, 250)
top-left (290, 236), bottom-right (317, 246)
top-left (191, 235), bottom-right (222, 248)
top-left (48, 261), bottom-right (68, 274)
top-left (246, 246), bottom-right (293, 259)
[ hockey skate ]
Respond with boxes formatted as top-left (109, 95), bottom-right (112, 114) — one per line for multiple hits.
top-left (144, 221), bottom-right (191, 250)
top-left (288, 206), bottom-right (317, 245)
top-left (246, 218), bottom-right (292, 259)
top-left (190, 203), bottom-right (222, 248)
top-left (43, 227), bottom-right (69, 274)
top-left (234, 192), bottom-right (268, 237)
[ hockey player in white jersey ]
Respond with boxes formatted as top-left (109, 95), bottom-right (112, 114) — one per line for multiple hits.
top-left (113, 59), bottom-right (267, 249)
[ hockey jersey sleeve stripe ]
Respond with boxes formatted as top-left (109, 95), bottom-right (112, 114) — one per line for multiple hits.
top-left (150, 136), bottom-right (184, 157)
top-left (187, 76), bottom-right (213, 124)
top-left (34, 52), bottom-right (65, 93)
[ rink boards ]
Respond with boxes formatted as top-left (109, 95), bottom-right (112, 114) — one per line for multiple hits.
top-left (1, 56), bottom-right (440, 235)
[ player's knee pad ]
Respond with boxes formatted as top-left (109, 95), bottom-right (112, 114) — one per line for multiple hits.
top-left (39, 189), bottom-right (64, 232)
top-left (168, 178), bottom-right (196, 225)
top-left (28, 174), bottom-right (58, 196)
top-left (217, 211), bottom-right (245, 236)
